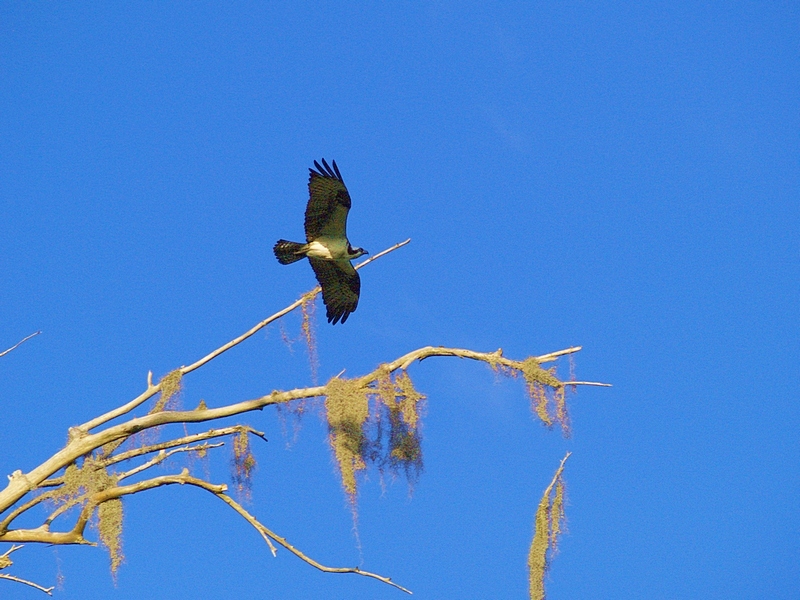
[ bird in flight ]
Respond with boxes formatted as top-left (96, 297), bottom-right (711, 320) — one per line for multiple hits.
top-left (273, 159), bottom-right (368, 325)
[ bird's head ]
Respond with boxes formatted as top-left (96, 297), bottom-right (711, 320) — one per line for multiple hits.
top-left (348, 245), bottom-right (368, 259)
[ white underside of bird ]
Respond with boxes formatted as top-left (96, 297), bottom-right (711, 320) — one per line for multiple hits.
top-left (305, 237), bottom-right (355, 260)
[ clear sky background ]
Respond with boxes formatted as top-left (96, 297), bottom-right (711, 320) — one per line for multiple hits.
top-left (1, 2), bottom-right (797, 599)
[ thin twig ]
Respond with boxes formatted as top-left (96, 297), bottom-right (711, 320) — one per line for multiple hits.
top-left (0, 543), bottom-right (23, 559)
top-left (0, 573), bottom-right (54, 595)
top-left (89, 470), bottom-right (226, 501)
top-left (546, 452), bottom-right (571, 495)
top-left (534, 346), bottom-right (583, 363)
top-left (529, 452), bottom-right (571, 600)
top-left (102, 426), bottom-right (266, 470)
top-left (354, 238), bottom-right (410, 271)
top-left (1, 467), bottom-right (80, 530)
top-left (1, 493), bottom-right (53, 533)
top-left (43, 495), bottom-right (84, 528)
top-left (116, 443), bottom-right (224, 480)
top-left (0, 331), bottom-right (41, 358)
top-left (183, 474), bottom-right (413, 594)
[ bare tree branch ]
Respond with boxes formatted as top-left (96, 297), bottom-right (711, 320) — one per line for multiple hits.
top-left (0, 524), bottom-right (93, 545)
top-left (0, 342), bottom-right (600, 519)
top-left (37, 427), bottom-right (261, 488)
top-left (0, 543), bottom-right (23, 561)
top-left (211, 492), bottom-right (412, 594)
top-left (116, 443), bottom-right (224, 481)
top-left (0, 331), bottom-right (41, 358)
top-left (103, 426), bottom-right (266, 471)
top-left (353, 238), bottom-right (411, 270)
top-left (0, 573), bottom-right (54, 595)
top-left (0, 494), bottom-right (50, 534)
top-left (371, 345), bottom-right (611, 386)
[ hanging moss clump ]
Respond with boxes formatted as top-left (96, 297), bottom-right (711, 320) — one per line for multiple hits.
top-left (50, 458), bottom-right (125, 578)
top-left (231, 430), bottom-right (257, 501)
top-left (324, 370), bottom-right (427, 503)
top-left (325, 377), bottom-right (370, 502)
top-left (383, 371), bottom-right (425, 485)
top-left (98, 498), bottom-right (124, 578)
top-left (519, 358), bottom-right (570, 435)
top-left (528, 456), bottom-right (569, 600)
top-left (300, 291), bottom-right (320, 385)
top-left (151, 369), bottom-right (183, 413)
top-left (51, 458), bottom-right (117, 512)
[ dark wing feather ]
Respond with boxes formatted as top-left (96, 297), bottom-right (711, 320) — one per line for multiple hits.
top-left (305, 159), bottom-right (352, 241)
top-left (308, 257), bottom-right (361, 324)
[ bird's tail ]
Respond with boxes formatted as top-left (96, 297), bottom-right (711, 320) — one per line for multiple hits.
top-left (273, 240), bottom-right (307, 264)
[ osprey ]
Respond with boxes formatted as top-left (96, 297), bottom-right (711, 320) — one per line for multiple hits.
top-left (273, 159), bottom-right (368, 325)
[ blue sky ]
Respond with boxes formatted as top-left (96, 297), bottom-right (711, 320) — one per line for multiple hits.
top-left (1, 2), bottom-right (797, 598)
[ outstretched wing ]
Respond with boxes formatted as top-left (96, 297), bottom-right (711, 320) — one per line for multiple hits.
top-left (308, 257), bottom-right (361, 324)
top-left (304, 159), bottom-right (352, 242)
